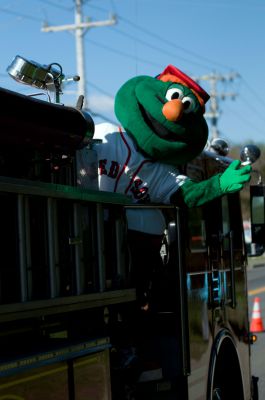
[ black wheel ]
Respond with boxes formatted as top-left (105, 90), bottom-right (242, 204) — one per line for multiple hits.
top-left (208, 334), bottom-right (244, 400)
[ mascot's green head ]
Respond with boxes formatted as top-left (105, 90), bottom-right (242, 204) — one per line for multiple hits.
top-left (114, 65), bottom-right (210, 166)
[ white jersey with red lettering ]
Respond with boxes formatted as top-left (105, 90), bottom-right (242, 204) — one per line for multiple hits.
top-left (93, 123), bottom-right (188, 204)
top-left (76, 122), bottom-right (187, 235)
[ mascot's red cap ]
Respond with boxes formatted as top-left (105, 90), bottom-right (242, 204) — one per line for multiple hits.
top-left (157, 64), bottom-right (210, 105)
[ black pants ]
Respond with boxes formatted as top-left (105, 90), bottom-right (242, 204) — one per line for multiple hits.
top-left (127, 230), bottom-right (164, 308)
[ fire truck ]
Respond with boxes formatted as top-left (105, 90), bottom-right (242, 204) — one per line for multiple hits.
top-left (0, 57), bottom-right (259, 399)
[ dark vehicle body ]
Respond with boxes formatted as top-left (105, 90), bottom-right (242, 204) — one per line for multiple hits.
top-left (0, 87), bottom-right (257, 399)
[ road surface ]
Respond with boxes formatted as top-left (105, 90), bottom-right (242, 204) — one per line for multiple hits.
top-left (247, 256), bottom-right (265, 399)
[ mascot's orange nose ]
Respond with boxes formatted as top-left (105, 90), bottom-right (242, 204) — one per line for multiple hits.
top-left (162, 99), bottom-right (183, 122)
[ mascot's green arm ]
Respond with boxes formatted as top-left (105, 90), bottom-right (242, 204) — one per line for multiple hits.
top-left (171, 160), bottom-right (252, 208)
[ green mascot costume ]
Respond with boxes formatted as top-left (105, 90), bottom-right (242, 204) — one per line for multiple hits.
top-left (91, 64), bottom-right (251, 307)
top-left (93, 64), bottom-right (251, 209)
top-left (87, 65), bottom-right (252, 396)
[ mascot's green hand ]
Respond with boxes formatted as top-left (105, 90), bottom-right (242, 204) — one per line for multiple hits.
top-left (172, 159), bottom-right (252, 208)
top-left (220, 160), bottom-right (252, 194)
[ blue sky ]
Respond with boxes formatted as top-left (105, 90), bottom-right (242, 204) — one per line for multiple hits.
top-left (0, 0), bottom-right (265, 146)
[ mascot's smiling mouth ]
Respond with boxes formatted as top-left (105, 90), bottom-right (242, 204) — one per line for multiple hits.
top-left (139, 103), bottom-right (187, 143)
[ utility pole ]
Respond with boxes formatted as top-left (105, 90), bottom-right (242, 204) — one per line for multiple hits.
top-left (42, 0), bottom-right (117, 108)
top-left (194, 72), bottom-right (239, 140)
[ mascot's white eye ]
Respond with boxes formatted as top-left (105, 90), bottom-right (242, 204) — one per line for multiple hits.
top-left (165, 88), bottom-right (184, 101)
top-left (182, 96), bottom-right (195, 113)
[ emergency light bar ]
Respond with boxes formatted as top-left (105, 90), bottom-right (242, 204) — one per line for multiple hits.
top-left (7, 55), bottom-right (64, 91)
top-left (7, 55), bottom-right (80, 104)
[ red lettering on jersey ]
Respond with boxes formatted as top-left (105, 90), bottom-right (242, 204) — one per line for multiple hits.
top-left (99, 159), bottom-right (107, 175)
top-left (130, 178), bottom-right (150, 201)
top-left (108, 161), bottom-right (120, 178)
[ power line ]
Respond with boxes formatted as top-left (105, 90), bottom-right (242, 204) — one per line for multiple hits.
top-left (111, 27), bottom-right (212, 71)
top-left (0, 6), bottom-right (42, 22)
top-left (41, 0), bottom-right (116, 108)
top-left (195, 72), bottom-right (239, 139)
top-left (38, 0), bottom-right (74, 12)
top-left (85, 36), bottom-right (162, 69)
top-left (88, 109), bottom-right (116, 125)
top-left (86, 2), bottom-right (234, 72)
